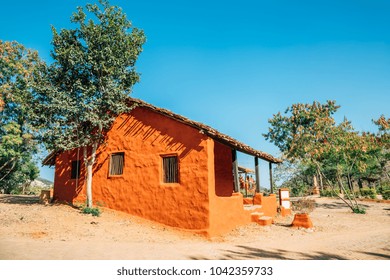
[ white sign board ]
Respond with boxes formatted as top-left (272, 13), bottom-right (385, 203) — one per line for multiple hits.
top-left (280, 190), bottom-right (289, 199)
top-left (282, 200), bottom-right (291, 209)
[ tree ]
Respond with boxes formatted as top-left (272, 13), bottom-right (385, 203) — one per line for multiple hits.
top-left (264, 101), bottom-right (385, 212)
top-left (273, 159), bottom-right (314, 197)
top-left (0, 41), bottom-right (41, 193)
top-left (372, 115), bottom-right (390, 181)
top-left (36, 0), bottom-right (145, 207)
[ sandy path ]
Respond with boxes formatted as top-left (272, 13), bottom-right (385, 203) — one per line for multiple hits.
top-left (0, 195), bottom-right (389, 260)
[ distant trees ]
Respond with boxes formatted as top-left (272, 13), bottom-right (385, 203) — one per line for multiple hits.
top-left (1, 1), bottom-right (145, 201)
top-left (34, 0), bottom-right (145, 207)
top-left (0, 41), bottom-right (41, 193)
top-left (265, 101), bottom-right (389, 212)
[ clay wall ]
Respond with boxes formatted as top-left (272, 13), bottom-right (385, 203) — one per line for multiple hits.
top-left (52, 106), bottom-right (279, 236)
top-left (213, 141), bottom-right (234, 196)
top-left (207, 140), bottom-right (252, 236)
top-left (53, 149), bottom-right (86, 203)
top-left (253, 193), bottom-right (277, 217)
top-left (54, 107), bottom-right (211, 231)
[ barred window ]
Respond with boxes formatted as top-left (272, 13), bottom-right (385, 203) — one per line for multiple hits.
top-left (162, 156), bottom-right (179, 183)
top-left (109, 152), bottom-right (124, 176)
top-left (71, 160), bottom-right (81, 179)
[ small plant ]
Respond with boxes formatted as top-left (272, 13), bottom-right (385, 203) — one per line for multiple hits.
top-left (381, 189), bottom-right (390, 200)
top-left (81, 206), bottom-right (101, 217)
top-left (378, 183), bottom-right (390, 200)
top-left (352, 206), bottom-right (366, 214)
top-left (320, 189), bottom-right (337, 197)
top-left (292, 198), bottom-right (316, 213)
top-left (359, 187), bottom-right (377, 199)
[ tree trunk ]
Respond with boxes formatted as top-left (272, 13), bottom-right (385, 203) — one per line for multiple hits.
top-left (0, 157), bottom-right (15, 172)
top-left (313, 175), bottom-right (318, 188)
top-left (0, 160), bottom-right (16, 183)
top-left (84, 142), bottom-right (98, 208)
top-left (318, 171), bottom-right (324, 190)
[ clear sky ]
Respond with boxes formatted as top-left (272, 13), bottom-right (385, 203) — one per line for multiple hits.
top-left (1, 0), bottom-right (389, 185)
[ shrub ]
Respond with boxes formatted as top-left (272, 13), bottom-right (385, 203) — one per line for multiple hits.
top-left (352, 206), bottom-right (366, 214)
top-left (81, 207), bottom-right (101, 217)
top-left (292, 198), bottom-right (316, 213)
top-left (382, 190), bottom-right (390, 200)
top-left (359, 187), bottom-right (377, 199)
top-left (378, 183), bottom-right (390, 200)
top-left (320, 189), bottom-right (337, 197)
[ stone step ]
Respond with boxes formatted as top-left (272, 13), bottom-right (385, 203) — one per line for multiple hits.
top-left (244, 204), bottom-right (262, 211)
top-left (256, 216), bottom-right (273, 226)
top-left (250, 212), bottom-right (265, 222)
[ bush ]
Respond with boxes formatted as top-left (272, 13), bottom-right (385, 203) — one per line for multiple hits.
top-left (292, 198), bottom-right (316, 213)
top-left (81, 207), bottom-right (101, 217)
top-left (378, 183), bottom-right (390, 200)
top-left (320, 189), bottom-right (337, 197)
top-left (289, 184), bottom-right (310, 197)
top-left (359, 187), bottom-right (377, 199)
top-left (352, 206), bottom-right (366, 214)
top-left (382, 190), bottom-right (390, 200)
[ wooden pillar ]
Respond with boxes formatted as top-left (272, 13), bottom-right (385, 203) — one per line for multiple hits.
top-left (255, 157), bottom-right (260, 193)
top-left (232, 149), bottom-right (239, 193)
top-left (269, 162), bottom-right (273, 194)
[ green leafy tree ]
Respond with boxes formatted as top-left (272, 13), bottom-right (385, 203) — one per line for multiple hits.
top-left (0, 41), bottom-right (41, 193)
top-left (273, 160), bottom-right (314, 197)
top-left (373, 115), bottom-right (390, 181)
top-left (264, 101), bottom-right (384, 212)
top-left (36, 0), bottom-right (145, 207)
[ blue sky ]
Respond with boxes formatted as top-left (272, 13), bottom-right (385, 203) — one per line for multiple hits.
top-left (1, 0), bottom-right (389, 185)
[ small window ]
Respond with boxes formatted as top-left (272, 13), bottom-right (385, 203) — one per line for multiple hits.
top-left (162, 155), bottom-right (179, 183)
top-left (109, 152), bottom-right (124, 176)
top-left (71, 160), bottom-right (81, 179)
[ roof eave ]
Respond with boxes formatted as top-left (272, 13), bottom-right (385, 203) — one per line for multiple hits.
top-left (129, 98), bottom-right (282, 164)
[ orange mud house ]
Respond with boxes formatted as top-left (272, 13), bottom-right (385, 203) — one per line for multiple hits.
top-left (43, 99), bottom-right (282, 237)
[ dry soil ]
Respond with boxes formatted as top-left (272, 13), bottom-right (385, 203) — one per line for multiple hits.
top-left (0, 194), bottom-right (389, 260)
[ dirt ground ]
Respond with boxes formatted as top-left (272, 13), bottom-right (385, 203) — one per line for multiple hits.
top-left (0, 194), bottom-right (389, 260)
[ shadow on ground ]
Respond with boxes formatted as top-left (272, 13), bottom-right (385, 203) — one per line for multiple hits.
top-left (358, 248), bottom-right (390, 260)
top-left (0, 195), bottom-right (40, 205)
top-left (316, 201), bottom-right (370, 210)
top-left (189, 245), bottom-right (347, 260)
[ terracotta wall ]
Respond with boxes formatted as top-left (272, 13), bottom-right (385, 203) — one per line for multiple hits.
top-left (207, 140), bottom-right (252, 236)
top-left (54, 107), bottom-right (211, 231)
top-left (52, 106), bottom-right (278, 236)
top-left (213, 141), bottom-right (234, 197)
top-left (53, 149), bottom-right (86, 203)
top-left (254, 193), bottom-right (277, 217)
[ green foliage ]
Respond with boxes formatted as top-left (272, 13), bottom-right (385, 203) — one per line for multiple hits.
top-left (35, 0), bottom-right (146, 151)
top-left (81, 206), bottom-right (101, 217)
top-left (274, 160), bottom-right (312, 197)
top-left (352, 206), bottom-right (366, 214)
top-left (320, 189), bottom-right (337, 197)
top-left (264, 100), bottom-right (340, 162)
top-left (359, 187), bottom-right (377, 199)
top-left (34, 0), bottom-right (146, 207)
top-left (265, 100), bottom-right (389, 211)
top-left (381, 190), bottom-right (390, 200)
top-left (289, 184), bottom-right (310, 197)
top-left (0, 41), bottom-right (41, 193)
top-left (378, 182), bottom-right (390, 200)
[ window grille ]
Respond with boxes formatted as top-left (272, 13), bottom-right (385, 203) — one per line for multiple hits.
top-left (71, 160), bottom-right (81, 179)
top-left (162, 156), bottom-right (179, 183)
top-left (109, 152), bottom-right (124, 176)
